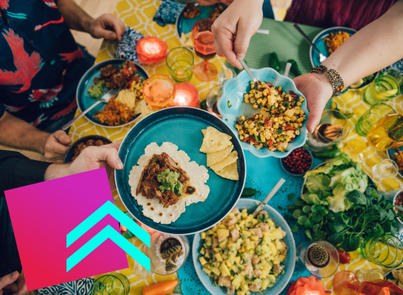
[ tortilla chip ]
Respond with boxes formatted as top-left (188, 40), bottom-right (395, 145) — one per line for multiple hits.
top-left (216, 162), bottom-right (239, 181)
top-left (210, 151), bottom-right (238, 172)
top-left (201, 128), bottom-right (231, 140)
top-left (207, 145), bottom-right (233, 167)
top-left (200, 127), bottom-right (232, 153)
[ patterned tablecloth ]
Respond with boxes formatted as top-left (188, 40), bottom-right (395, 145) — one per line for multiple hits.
top-left (66, 0), bottom-right (403, 294)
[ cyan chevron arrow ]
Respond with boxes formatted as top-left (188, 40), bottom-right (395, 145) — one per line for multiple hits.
top-left (66, 201), bottom-right (150, 272)
top-left (66, 225), bottom-right (150, 272)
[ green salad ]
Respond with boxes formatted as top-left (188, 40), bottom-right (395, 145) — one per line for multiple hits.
top-left (287, 154), bottom-right (399, 252)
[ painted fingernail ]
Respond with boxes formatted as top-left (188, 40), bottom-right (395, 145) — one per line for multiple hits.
top-left (116, 159), bottom-right (123, 169)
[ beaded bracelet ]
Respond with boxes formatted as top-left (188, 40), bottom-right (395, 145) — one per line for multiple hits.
top-left (310, 65), bottom-right (345, 97)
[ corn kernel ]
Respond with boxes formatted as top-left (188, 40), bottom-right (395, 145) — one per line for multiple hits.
top-left (278, 86), bottom-right (282, 91)
top-left (253, 104), bottom-right (258, 109)
top-left (273, 118), bottom-right (278, 122)
top-left (257, 98), bottom-right (262, 104)
top-left (299, 96), bottom-right (304, 101)
top-left (245, 97), bottom-right (249, 104)
top-left (239, 130), bottom-right (244, 135)
top-left (297, 102), bottom-right (302, 106)
top-left (299, 123), bottom-right (302, 126)
top-left (260, 126), bottom-right (265, 131)
top-left (240, 115), bottom-right (245, 121)
top-left (275, 103), bottom-right (278, 107)
top-left (244, 94), bottom-right (248, 99)
top-left (296, 130), bottom-right (300, 135)
top-left (240, 135), bottom-right (244, 140)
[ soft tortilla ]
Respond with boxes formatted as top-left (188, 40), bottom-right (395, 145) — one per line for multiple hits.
top-left (210, 151), bottom-right (238, 172)
top-left (216, 162), bottom-right (239, 181)
top-left (129, 142), bottom-right (210, 224)
top-left (206, 145), bottom-right (233, 167)
top-left (200, 126), bottom-right (232, 153)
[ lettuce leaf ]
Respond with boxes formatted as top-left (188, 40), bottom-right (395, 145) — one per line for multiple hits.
top-left (305, 174), bottom-right (332, 199)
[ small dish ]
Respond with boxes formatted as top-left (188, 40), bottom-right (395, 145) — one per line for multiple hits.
top-left (388, 146), bottom-right (403, 178)
top-left (64, 135), bottom-right (112, 163)
top-left (217, 67), bottom-right (309, 158)
top-left (280, 147), bottom-right (313, 176)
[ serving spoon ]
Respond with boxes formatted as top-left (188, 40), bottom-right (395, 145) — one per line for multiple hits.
top-left (239, 59), bottom-right (257, 84)
top-left (252, 178), bottom-right (286, 217)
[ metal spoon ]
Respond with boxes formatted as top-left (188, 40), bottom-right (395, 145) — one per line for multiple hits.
top-left (293, 23), bottom-right (327, 63)
top-left (252, 178), bottom-right (286, 217)
top-left (239, 60), bottom-right (257, 83)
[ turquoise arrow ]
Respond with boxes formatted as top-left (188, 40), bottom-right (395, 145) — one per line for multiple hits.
top-left (66, 201), bottom-right (150, 272)
top-left (66, 225), bottom-right (150, 272)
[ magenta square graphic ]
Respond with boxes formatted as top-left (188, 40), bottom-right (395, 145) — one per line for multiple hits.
top-left (5, 168), bottom-right (128, 291)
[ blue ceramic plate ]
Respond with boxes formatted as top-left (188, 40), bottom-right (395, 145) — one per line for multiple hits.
top-left (218, 67), bottom-right (309, 158)
top-left (115, 107), bottom-right (246, 235)
top-left (388, 146), bottom-right (403, 178)
top-left (175, 3), bottom-right (226, 41)
top-left (310, 27), bottom-right (356, 95)
top-left (76, 58), bottom-right (148, 127)
top-left (309, 26), bottom-right (356, 68)
top-left (193, 198), bottom-right (296, 295)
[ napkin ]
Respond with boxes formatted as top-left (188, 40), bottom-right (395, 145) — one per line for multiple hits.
top-left (37, 278), bottom-right (95, 295)
top-left (116, 27), bottom-right (145, 63)
top-left (153, 0), bottom-right (185, 27)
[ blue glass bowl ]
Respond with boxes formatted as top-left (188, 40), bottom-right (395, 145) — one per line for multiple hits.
top-left (193, 198), bottom-right (296, 295)
top-left (217, 67), bottom-right (309, 158)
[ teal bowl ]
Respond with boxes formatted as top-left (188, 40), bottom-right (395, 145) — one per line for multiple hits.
top-left (192, 198), bottom-right (296, 295)
top-left (217, 67), bottom-right (309, 158)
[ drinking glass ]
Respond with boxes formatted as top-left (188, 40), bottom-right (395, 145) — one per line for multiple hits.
top-left (359, 235), bottom-right (403, 268)
top-left (356, 103), bottom-right (395, 137)
top-left (132, 242), bottom-right (153, 280)
top-left (372, 159), bottom-right (398, 180)
top-left (144, 232), bottom-right (189, 276)
top-left (192, 19), bottom-right (217, 82)
top-left (296, 241), bottom-right (340, 278)
top-left (367, 113), bottom-right (403, 151)
top-left (364, 73), bottom-right (401, 105)
top-left (341, 139), bottom-right (368, 163)
top-left (306, 109), bottom-right (351, 152)
top-left (91, 274), bottom-right (130, 295)
top-left (355, 269), bottom-right (385, 282)
top-left (206, 84), bottom-right (222, 118)
top-left (143, 74), bottom-right (176, 111)
top-left (166, 47), bottom-right (194, 83)
top-left (333, 271), bottom-right (361, 295)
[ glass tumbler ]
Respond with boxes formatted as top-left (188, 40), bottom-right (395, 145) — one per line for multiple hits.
top-left (306, 109), bottom-right (351, 152)
top-left (364, 73), bottom-right (401, 105)
top-left (359, 235), bottom-right (403, 268)
top-left (367, 113), bottom-right (403, 151)
top-left (166, 47), bottom-right (194, 83)
top-left (356, 103), bottom-right (395, 137)
top-left (206, 84), bottom-right (222, 118)
top-left (143, 74), bottom-right (176, 111)
top-left (372, 159), bottom-right (399, 180)
top-left (91, 273), bottom-right (130, 295)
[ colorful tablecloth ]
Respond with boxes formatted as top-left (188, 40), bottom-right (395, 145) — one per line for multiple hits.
top-left (66, 1), bottom-right (403, 294)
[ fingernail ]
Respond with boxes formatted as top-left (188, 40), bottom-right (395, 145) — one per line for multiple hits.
top-left (10, 271), bottom-right (17, 279)
top-left (116, 159), bottom-right (123, 169)
top-left (236, 53), bottom-right (245, 61)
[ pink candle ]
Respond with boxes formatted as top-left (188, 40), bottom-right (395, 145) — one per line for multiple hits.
top-left (174, 82), bottom-right (199, 107)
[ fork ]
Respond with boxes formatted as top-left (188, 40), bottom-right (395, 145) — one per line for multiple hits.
top-left (293, 23), bottom-right (327, 63)
top-left (62, 87), bottom-right (121, 131)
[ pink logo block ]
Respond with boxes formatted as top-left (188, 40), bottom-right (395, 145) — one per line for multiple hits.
top-left (5, 168), bottom-right (128, 291)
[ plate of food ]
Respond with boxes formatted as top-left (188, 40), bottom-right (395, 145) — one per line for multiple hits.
top-left (115, 107), bottom-right (246, 235)
top-left (76, 58), bottom-right (149, 127)
top-left (218, 67), bottom-right (309, 158)
top-left (386, 267), bottom-right (403, 289)
top-left (388, 146), bottom-right (403, 178)
top-left (193, 198), bottom-right (296, 295)
top-left (175, 2), bottom-right (226, 47)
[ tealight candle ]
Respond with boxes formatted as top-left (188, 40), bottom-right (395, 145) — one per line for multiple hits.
top-left (174, 82), bottom-right (199, 107)
top-left (143, 74), bottom-right (176, 110)
top-left (136, 36), bottom-right (168, 64)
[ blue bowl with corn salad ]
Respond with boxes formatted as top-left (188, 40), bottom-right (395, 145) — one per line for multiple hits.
top-left (218, 67), bottom-right (309, 158)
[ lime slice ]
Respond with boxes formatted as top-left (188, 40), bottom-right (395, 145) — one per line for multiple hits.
top-left (350, 79), bottom-right (364, 89)
top-left (382, 89), bottom-right (398, 95)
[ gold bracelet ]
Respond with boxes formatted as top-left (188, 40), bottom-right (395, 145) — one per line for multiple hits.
top-left (310, 65), bottom-right (345, 97)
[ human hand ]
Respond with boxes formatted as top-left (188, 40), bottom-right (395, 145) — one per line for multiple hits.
top-left (0, 271), bottom-right (27, 295)
top-left (212, 0), bottom-right (263, 69)
top-left (293, 73), bottom-right (333, 133)
top-left (88, 13), bottom-right (125, 41)
top-left (43, 130), bottom-right (71, 162)
top-left (67, 142), bottom-right (123, 190)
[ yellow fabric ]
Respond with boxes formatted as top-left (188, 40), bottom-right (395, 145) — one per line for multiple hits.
top-left (66, 0), bottom-right (403, 294)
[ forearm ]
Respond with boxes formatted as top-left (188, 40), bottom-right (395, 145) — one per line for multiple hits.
top-left (322, 0), bottom-right (403, 87)
top-left (44, 163), bottom-right (71, 180)
top-left (57, 0), bottom-right (93, 32)
top-left (0, 112), bottom-right (49, 154)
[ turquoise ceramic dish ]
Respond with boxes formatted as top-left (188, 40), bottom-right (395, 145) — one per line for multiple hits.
top-left (192, 198), bottom-right (296, 295)
top-left (217, 67), bottom-right (309, 158)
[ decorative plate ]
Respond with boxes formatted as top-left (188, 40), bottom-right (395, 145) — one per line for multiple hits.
top-left (76, 58), bottom-right (148, 127)
top-left (217, 67), bottom-right (309, 158)
top-left (192, 198), bottom-right (296, 295)
top-left (388, 146), bottom-right (403, 178)
top-left (115, 107), bottom-right (246, 235)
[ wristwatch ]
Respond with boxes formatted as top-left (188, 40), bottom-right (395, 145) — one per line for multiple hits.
top-left (310, 65), bottom-right (344, 97)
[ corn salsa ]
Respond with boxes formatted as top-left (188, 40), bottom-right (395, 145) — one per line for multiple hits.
top-left (235, 81), bottom-right (306, 152)
top-left (199, 208), bottom-right (288, 295)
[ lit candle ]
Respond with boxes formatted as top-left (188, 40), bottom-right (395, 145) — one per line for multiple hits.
top-left (143, 74), bottom-right (176, 110)
top-left (136, 36), bottom-right (168, 64)
top-left (174, 82), bottom-right (199, 107)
